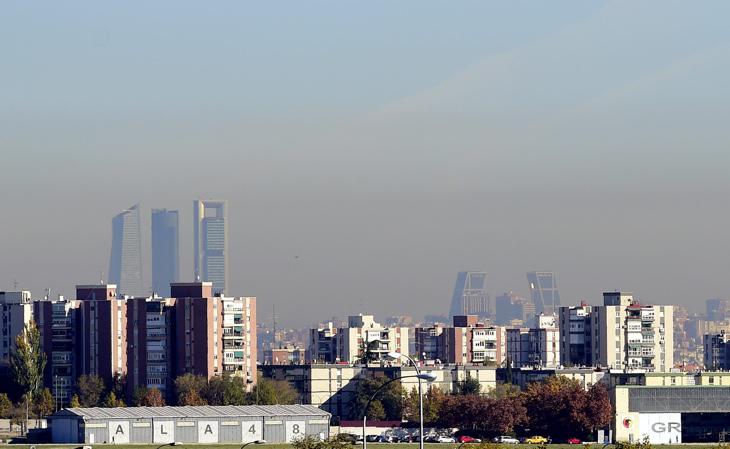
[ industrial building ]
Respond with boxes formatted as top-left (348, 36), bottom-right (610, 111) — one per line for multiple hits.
top-left (50, 405), bottom-right (330, 444)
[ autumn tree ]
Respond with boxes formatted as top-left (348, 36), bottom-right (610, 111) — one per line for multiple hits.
top-left (69, 395), bottom-right (81, 408)
top-left (584, 383), bottom-right (613, 434)
top-left (10, 321), bottom-right (47, 433)
top-left (174, 373), bottom-right (208, 406)
top-left (103, 391), bottom-right (126, 408)
top-left (135, 387), bottom-right (165, 407)
top-left (0, 393), bottom-right (11, 431)
top-left (76, 375), bottom-right (105, 407)
top-left (34, 388), bottom-right (55, 418)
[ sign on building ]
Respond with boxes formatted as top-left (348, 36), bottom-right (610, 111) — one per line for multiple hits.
top-left (243, 420), bottom-right (263, 443)
top-left (285, 421), bottom-right (306, 442)
top-left (108, 421), bottom-right (130, 444)
top-left (154, 420), bottom-right (175, 444)
top-left (639, 413), bottom-right (682, 444)
top-left (198, 420), bottom-right (219, 443)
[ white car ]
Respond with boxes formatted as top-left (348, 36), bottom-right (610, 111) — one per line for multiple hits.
top-left (493, 436), bottom-right (519, 444)
top-left (436, 436), bottom-right (456, 443)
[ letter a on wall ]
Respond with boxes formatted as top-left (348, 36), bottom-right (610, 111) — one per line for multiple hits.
top-left (198, 421), bottom-right (219, 443)
top-left (108, 421), bottom-right (130, 444)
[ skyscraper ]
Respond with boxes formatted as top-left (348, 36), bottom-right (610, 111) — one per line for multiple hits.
top-left (194, 199), bottom-right (228, 294)
top-left (526, 271), bottom-right (561, 314)
top-left (151, 208), bottom-right (179, 297)
top-left (448, 271), bottom-right (490, 319)
top-left (109, 204), bottom-right (144, 297)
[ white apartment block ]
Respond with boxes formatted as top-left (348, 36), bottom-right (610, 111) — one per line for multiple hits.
top-left (339, 315), bottom-right (409, 364)
top-left (221, 296), bottom-right (257, 384)
top-left (559, 292), bottom-right (673, 372)
top-left (0, 291), bottom-right (33, 369)
top-left (506, 325), bottom-right (560, 368)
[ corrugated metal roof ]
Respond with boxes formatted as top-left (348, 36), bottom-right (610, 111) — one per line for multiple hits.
top-left (52, 405), bottom-right (330, 420)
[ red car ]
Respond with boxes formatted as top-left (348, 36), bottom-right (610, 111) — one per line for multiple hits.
top-left (458, 436), bottom-right (482, 443)
top-left (567, 438), bottom-right (582, 444)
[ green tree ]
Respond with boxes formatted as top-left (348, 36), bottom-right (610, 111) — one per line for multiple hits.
top-left (0, 393), bottom-right (12, 431)
top-left (76, 375), bottom-right (105, 407)
top-left (10, 321), bottom-right (47, 434)
top-left (253, 378), bottom-right (298, 405)
top-left (204, 376), bottom-right (227, 405)
top-left (69, 394), bottom-right (81, 408)
top-left (174, 373), bottom-right (208, 406)
top-left (347, 374), bottom-right (402, 420)
top-left (454, 375), bottom-right (481, 396)
top-left (403, 385), bottom-right (444, 426)
top-left (34, 388), bottom-right (55, 418)
top-left (102, 391), bottom-right (126, 408)
top-left (223, 376), bottom-right (248, 405)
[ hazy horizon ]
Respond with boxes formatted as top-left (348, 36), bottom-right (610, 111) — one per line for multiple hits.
top-left (2, 1), bottom-right (729, 327)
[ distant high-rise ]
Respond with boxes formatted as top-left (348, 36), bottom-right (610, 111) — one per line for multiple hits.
top-left (527, 271), bottom-right (561, 314)
top-left (194, 200), bottom-right (228, 294)
top-left (706, 298), bottom-right (730, 321)
top-left (151, 209), bottom-right (179, 297)
top-left (109, 204), bottom-right (144, 297)
top-left (448, 271), bottom-right (490, 319)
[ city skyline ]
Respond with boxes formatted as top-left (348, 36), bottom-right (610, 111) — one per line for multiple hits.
top-left (3, 2), bottom-right (730, 327)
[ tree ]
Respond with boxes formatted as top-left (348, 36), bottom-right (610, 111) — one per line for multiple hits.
top-left (34, 388), bottom-right (55, 418)
top-left (454, 375), bottom-right (481, 396)
top-left (584, 383), bottom-right (613, 434)
top-left (136, 387), bottom-right (165, 407)
top-left (253, 378), bottom-right (298, 405)
top-left (347, 374), bottom-right (402, 420)
top-left (76, 375), bottom-right (105, 407)
top-left (103, 391), bottom-right (126, 408)
top-left (521, 376), bottom-right (590, 440)
top-left (174, 373), bottom-right (208, 406)
top-left (10, 321), bottom-right (47, 434)
top-left (0, 393), bottom-right (12, 431)
top-left (223, 376), bottom-right (248, 405)
top-left (204, 376), bottom-right (226, 405)
top-left (69, 394), bottom-right (81, 408)
top-left (403, 385), bottom-right (445, 426)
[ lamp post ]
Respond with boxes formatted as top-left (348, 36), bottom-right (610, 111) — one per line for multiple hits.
top-left (240, 440), bottom-right (266, 449)
top-left (362, 373), bottom-right (436, 449)
top-left (387, 352), bottom-right (427, 449)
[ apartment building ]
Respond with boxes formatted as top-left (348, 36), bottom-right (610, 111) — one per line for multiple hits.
top-left (309, 315), bottom-right (408, 364)
top-left (415, 315), bottom-right (506, 365)
top-left (221, 296), bottom-right (257, 385)
top-left (35, 296), bottom-right (79, 406)
top-left (506, 314), bottom-right (560, 368)
top-left (309, 322), bottom-right (338, 363)
top-left (704, 331), bottom-right (730, 370)
top-left (559, 292), bottom-right (673, 372)
top-left (0, 291), bottom-right (33, 375)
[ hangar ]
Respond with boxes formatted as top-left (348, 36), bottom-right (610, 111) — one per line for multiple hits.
top-left (49, 405), bottom-right (330, 444)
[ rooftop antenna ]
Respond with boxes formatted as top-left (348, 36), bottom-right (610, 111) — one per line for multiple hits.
top-left (45, 288), bottom-right (51, 300)
top-left (13, 279), bottom-right (18, 290)
top-left (100, 271), bottom-right (105, 285)
top-left (272, 303), bottom-right (279, 349)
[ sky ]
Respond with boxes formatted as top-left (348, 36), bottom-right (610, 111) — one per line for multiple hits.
top-left (2, 1), bottom-right (730, 327)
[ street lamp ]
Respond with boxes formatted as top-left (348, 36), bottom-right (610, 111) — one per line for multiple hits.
top-left (387, 352), bottom-right (429, 449)
top-left (362, 372), bottom-right (436, 449)
top-left (241, 440), bottom-right (266, 449)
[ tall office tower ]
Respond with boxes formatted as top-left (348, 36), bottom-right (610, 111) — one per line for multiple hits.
top-left (151, 209), bottom-right (179, 297)
top-left (109, 204), bottom-right (144, 297)
top-left (194, 200), bottom-right (228, 294)
top-left (706, 298), bottom-right (730, 321)
top-left (526, 271), bottom-right (561, 314)
top-left (448, 271), bottom-right (490, 319)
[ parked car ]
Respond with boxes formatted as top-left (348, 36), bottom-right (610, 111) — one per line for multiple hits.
top-left (567, 438), bottom-right (582, 444)
top-left (525, 436), bottom-right (549, 444)
top-left (335, 433), bottom-right (358, 444)
top-left (458, 436), bottom-right (482, 443)
top-left (436, 436), bottom-right (456, 443)
top-left (366, 435), bottom-right (381, 442)
top-left (493, 436), bottom-right (520, 444)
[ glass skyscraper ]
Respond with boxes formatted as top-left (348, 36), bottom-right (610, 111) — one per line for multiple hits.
top-left (194, 200), bottom-right (228, 294)
top-left (151, 208), bottom-right (179, 297)
top-left (526, 271), bottom-right (561, 314)
top-left (448, 271), bottom-right (490, 319)
top-left (108, 204), bottom-right (144, 297)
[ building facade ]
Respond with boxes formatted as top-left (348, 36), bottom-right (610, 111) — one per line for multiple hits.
top-left (0, 291), bottom-right (33, 375)
top-left (108, 204), bottom-right (144, 297)
top-left (527, 271), bottom-right (561, 314)
top-left (506, 315), bottom-right (560, 368)
top-left (151, 208), bottom-right (179, 297)
top-left (558, 302), bottom-right (594, 367)
top-left (194, 199), bottom-right (228, 294)
top-left (704, 331), bottom-right (730, 370)
top-left (415, 315), bottom-right (506, 366)
top-left (448, 271), bottom-right (490, 319)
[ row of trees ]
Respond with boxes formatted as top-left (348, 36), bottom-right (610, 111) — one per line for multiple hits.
top-left (3, 321), bottom-right (298, 420)
top-left (349, 374), bottom-right (612, 440)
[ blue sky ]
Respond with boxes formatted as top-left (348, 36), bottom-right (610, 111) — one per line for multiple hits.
top-left (1, 1), bottom-right (729, 325)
